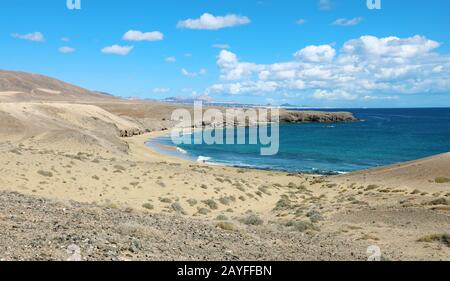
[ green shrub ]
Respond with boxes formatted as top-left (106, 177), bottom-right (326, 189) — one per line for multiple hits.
top-left (216, 222), bottom-right (236, 231)
top-left (142, 203), bottom-right (154, 210)
top-left (425, 198), bottom-right (449, 206)
top-left (216, 214), bottom-right (229, 221)
top-left (37, 170), bottom-right (53, 177)
top-left (241, 214), bottom-right (264, 226)
top-left (435, 177), bottom-right (450, 184)
top-left (417, 234), bottom-right (450, 247)
top-left (171, 202), bottom-right (187, 215)
top-left (202, 199), bottom-right (218, 210)
top-left (285, 220), bottom-right (319, 232)
top-left (306, 210), bottom-right (324, 223)
top-left (197, 208), bottom-right (210, 215)
top-left (187, 199), bottom-right (198, 206)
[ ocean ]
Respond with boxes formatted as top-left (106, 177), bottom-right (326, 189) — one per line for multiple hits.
top-left (147, 108), bottom-right (450, 174)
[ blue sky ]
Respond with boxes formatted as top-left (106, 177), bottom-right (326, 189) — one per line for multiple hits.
top-left (0, 0), bottom-right (449, 107)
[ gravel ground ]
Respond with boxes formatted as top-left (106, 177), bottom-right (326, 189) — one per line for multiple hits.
top-left (0, 191), bottom-right (368, 261)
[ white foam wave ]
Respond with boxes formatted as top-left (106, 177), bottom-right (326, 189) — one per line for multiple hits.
top-left (197, 156), bottom-right (211, 163)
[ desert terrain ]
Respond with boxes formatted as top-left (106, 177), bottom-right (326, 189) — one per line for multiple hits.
top-left (0, 70), bottom-right (448, 261)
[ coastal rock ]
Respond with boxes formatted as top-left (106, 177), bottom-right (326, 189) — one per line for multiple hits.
top-left (279, 110), bottom-right (358, 123)
top-left (119, 128), bottom-right (144, 138)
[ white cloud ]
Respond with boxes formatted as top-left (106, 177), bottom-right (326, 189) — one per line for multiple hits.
top-left (165, 56), bottom-right (177, 63)
top-left (294, 45), bottom-right (336, 62)
top-left (217, 50), bottom-right (263, 80)
top-left (181, 68), bottom-right (207, 77)
top-left (340, 35), bottom-right (440, 59)
top-left (58, 46), bottom-right (75, 54)
top-left (209, 81), bottom-right (279, 95)
top-left (101, 45), bottom-right (134, 55)
top-left (207, 35), bottom-right (450, 100)
top-left (319, 0), bottom-right (332, 10)
top-left (363, 95), bottom-right (400, 101)
top-left (313, 89), bottom-right (357, 100)
top-left (332, 17), bottom-right (363, 26)
top-left (181, 68), bottom-right (196, 77)
top-left (11, 32), bottom-right (45, 42)
top-left (212, 43), bottom-right (231, 49)
top-left (123, 30), bottom-right (164, 41)
top-left (61, 37), bottom-right (70, 42)
top-left (177, 13), bottom-right (250, 30)
top-left (152, 88), bottom-right (171, 93)
top-left (296, 19), bottom-right (306, 25)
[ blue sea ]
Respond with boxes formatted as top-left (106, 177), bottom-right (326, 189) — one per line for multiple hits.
top-left (147, 108), bottom-right (450, 174)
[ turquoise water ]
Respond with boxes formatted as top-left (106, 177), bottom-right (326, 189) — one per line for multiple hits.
top-left (147, 108), bottom-right (450, 174)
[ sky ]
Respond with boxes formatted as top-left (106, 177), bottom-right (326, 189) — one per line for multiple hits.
top-left (0, 0), bottom-right (449, 107)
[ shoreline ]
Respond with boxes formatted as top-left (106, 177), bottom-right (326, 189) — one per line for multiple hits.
top-left (130, 130), bottom-right (294, 176)
top-left (0, 113), bottom-right (448, 261)
top-left (140, 128), bottom-right (448, 177)
top-left (141, 129), bottom-right (333, 176)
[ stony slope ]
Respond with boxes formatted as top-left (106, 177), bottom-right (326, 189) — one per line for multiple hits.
top-left (0, 191), bottom-right (370, 261)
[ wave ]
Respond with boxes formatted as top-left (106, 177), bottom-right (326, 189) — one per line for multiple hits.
top-left (197, 156), bottom-right (212, 163)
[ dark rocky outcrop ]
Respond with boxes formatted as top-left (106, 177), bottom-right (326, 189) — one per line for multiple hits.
top-left (119, 128), bottom-right (145, 138)
top-left (279, 110), bottom-right (358, 123)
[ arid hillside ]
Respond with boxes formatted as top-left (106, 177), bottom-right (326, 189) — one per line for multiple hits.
top-left (0, 70), bottom-right (119, 102)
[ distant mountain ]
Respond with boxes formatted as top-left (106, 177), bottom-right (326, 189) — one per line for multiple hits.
top-left (0, 70), bottom-right (120, 102)
top-left (163, 95), bottom-right (214, 104)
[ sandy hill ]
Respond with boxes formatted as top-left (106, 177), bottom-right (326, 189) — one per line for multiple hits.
top-left (0, 71), bottom-right (148, 153)
top-left (333, 153), bottom-right (450, 192)
top-left (0, 70), bottom-right (119, 102)
top-left (0, 103), bottom-right (144, 153)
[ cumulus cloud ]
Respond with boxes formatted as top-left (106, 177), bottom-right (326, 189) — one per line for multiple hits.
top-left (313, 89), bottom-right (357, 100)
top-left (181, 68), bottom-right (196, 77)
top-left (332, 17), bottom-right (363, 26)
top-left (177, 13), bottom-right (250, 30)
top-left (58, 46), bottom-right (75, 54)
top-left (319, 0), bottom-right (332, 10)
top-left (123, 30), bottom-right (164, 41)
top-left (212, 43), bottom-right (231, 49)
top-left (101, 45), bottom-right (134, 55)
top-left (11, 32), bottom-right (45, 42)
top-left (207, 35), bottom-right (450, 101)
top-left (152, 88), bottom-right (171, 93)
top-left (165, 56), bottom-right (176, 63)
top-left (181, 68), bottom-right (207, 77)
top-left (362, 95), bottom-right (400, 101)
top-left (294, 45), bottom-right (336, 62)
